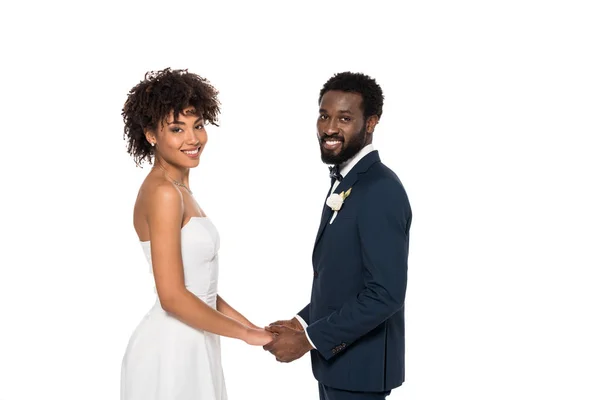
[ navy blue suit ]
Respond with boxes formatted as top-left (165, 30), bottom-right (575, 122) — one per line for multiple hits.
top-left (298, 151), bottom-right (411, 397)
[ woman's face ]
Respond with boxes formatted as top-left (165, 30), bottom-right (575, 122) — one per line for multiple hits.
top-left (147, 106), bottom-right (207, 169)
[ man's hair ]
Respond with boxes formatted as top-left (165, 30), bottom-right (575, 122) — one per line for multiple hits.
top-left (122, 68), bottom-right (221, 166)
top-left (318, 72), bottom-right (384, 119)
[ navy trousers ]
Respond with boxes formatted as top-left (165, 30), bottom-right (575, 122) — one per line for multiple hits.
top-left (318, 384), bottom-right (391, 400)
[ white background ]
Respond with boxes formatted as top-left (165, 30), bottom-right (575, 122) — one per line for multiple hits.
top-left (1, 1), bottom-right (599, 399)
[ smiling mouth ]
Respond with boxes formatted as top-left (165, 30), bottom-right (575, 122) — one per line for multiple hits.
top-left (182, 147), bottom-right (200, 156)
top-left (322, 138), bottom-right (343, 150)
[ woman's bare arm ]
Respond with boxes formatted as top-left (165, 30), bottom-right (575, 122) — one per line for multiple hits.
top-left (217, 295), bottom-right (260, 329)
top-left (146, 183), bottom-right (271, 345)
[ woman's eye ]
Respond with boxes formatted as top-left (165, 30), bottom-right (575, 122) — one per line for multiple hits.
top-left (171, 127), bottom-right (183, 133)
top-left (195, 124), bottom-right (204, 130)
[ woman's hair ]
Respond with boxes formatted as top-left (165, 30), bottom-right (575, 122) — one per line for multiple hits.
top-left (122, 68), bottom-right (221, 166)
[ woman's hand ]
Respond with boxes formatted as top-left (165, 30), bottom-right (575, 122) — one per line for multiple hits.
top-left (243, 327), bottom-right (275, 346)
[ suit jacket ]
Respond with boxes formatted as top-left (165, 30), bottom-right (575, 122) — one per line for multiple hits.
top-left (297, 150), bottom-right (411, 392)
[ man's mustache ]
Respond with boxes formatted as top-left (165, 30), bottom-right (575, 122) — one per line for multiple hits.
top-left (320, 136), bottom-right (344, 142)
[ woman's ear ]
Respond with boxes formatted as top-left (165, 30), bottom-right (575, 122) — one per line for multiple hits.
top-left (145, 130), bottom-right (157, 147)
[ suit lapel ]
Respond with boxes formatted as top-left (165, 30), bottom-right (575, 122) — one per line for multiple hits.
top-left (314, 189), bottom-right (333, 248)
top-left (313, 151), bottom-right (381, 250)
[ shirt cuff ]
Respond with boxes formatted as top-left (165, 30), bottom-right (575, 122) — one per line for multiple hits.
top-left (294, 315), bottom-right (316, 350)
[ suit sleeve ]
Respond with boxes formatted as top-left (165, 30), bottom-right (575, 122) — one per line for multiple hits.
top-left (306, 179), bottom-right (411, 360)
top-left (297, 303), bottom-right (310, 323)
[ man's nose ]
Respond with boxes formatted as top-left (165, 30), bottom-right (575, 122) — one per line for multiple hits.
top-left (324, 119), bottom-right (339, 134)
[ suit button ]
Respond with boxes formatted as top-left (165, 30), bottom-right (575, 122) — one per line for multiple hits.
top-left (314, 270), bottom-right (318, 277)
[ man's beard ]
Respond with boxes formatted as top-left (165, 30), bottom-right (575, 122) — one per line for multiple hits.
top-left (320, 124), bottom-right (367, 165)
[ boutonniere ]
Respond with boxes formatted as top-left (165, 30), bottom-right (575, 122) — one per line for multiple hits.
top-left (327, 188), bottom-right (352, 224)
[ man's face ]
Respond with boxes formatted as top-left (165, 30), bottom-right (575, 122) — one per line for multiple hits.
top-left (317, 90), bottom-right (370, 165)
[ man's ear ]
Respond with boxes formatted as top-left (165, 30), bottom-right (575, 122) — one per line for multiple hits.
top-left (366, 115), bottom-right (379, 134)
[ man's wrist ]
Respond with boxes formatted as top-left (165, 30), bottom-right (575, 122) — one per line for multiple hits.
top-left (292, 317), bottom-right (303, 330)
top-left (300, 329), bottom-right (314, 351)
top-left (293, 315), bottom-right (307, 331)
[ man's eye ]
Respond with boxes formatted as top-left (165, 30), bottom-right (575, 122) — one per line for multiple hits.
top-left (340, 117), bottom-right (351, 122)
top-left (319, 115), bottom-right (328, 120)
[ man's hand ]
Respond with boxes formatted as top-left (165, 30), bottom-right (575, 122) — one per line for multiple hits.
top-left (267, 317), bottom-right (304, 331)
top-left (263, 325), bottom-right (313, 362)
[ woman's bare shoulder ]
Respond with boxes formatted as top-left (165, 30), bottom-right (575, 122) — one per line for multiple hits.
top-left (133, 174), bottom-right (183, 238)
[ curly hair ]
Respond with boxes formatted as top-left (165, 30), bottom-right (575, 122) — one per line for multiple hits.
top-left (122, 68), bottom-right (221, 166)
top-left (318, 72), bottom-right (384, 119)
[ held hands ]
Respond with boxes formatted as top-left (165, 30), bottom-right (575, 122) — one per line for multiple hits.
top-left (269, 318), bottom-right (304, 331)
top-left (243, 327), bottom-right (275, 346)
top-left (263, 318), bottom-right (313, 363)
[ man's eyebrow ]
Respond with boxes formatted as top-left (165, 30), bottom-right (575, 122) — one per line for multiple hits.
top-left (319, 109), bottom-right (354, 114)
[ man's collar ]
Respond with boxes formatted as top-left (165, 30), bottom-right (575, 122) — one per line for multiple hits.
top-left (339, 144), bottom-right (375, 177)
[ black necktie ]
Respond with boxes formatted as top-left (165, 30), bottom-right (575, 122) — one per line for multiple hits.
top-left (329, 165), bottom-right (343, 184)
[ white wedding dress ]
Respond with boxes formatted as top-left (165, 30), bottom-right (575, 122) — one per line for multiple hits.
top-left (121, 217), bottom-right (227, 400)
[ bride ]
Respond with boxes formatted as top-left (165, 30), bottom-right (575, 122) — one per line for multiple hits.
top-left (120, 68), bottom-right (273, 400)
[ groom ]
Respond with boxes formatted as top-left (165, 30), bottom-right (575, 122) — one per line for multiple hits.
top-left (265, 72), bottom-right (412, 400)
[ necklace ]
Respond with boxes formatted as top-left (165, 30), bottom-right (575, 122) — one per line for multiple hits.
top-left (154, 163), bottom-right (193, 194)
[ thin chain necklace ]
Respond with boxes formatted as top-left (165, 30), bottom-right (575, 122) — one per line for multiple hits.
top-left (154, 163), bottom-right (193, 195)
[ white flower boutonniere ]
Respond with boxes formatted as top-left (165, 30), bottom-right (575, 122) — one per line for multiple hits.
top-left (327, 188), bottom-right (352, 224)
